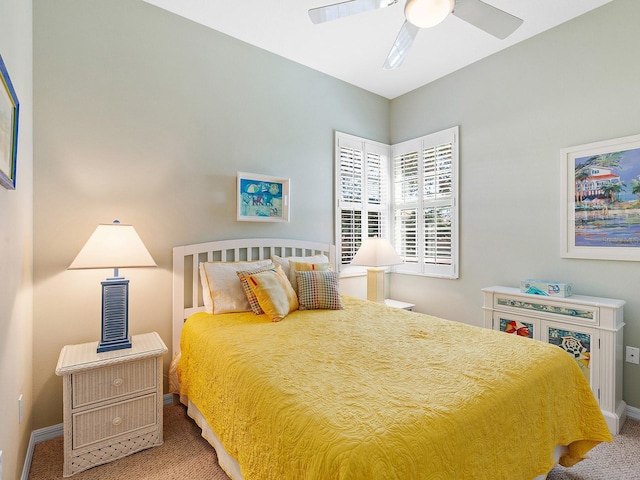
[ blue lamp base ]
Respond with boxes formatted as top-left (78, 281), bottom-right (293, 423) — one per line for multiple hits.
top-left (98, 277), bottom-right (132, 353)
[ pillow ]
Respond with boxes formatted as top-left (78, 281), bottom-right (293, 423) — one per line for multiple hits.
top-left (288, 261), bottom-right (332, 293)
top-left (237, 264), bottom-right (278, 315)
top-left (272, 254), bottom-right (330, 290)
top-left (200, 259), bottom-right (274, 314)
top-left (295, 270), bottom-right (343, 311)
top-left (246, 265), bottom-right (299, 322)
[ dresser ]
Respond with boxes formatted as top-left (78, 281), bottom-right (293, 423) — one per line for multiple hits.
top-left (55, 332), bottom-right (167, 477)
top-left (482, 286), bottom-right (626, 434)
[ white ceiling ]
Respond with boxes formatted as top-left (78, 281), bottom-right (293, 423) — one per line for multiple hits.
top-left (142, 0), bottom-right (612, 99)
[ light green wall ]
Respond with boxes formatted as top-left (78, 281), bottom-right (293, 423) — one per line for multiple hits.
top-left (389, 0), bottom-right (640, 410)
top-left (32, 0), bottom-right (389, 429)
top-left (0, 0), bottom-right (33, 478)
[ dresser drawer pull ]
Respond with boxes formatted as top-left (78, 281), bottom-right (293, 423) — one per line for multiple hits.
top-left (112, 416), bottom-right (123, 426)
top-left (112, 378), bottom-right (123, 387)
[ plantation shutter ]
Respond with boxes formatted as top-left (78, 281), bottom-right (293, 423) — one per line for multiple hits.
top-left (392, 127), bottom-right (458, 278)
top-left (338, 142), bottom-right (363, 264)
top-left (335, 132), bottom-right (389, 271)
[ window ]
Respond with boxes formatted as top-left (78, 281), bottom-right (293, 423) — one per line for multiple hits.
top-left (335, 127), bottom-right (458, 279)
top-left (392, 127), bottom-right (459, 278)
top-left (335, 132), bottom-right (389, 271)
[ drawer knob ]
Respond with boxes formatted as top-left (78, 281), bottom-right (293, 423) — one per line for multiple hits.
top-left (112, 378), bottom-right (123, 387)
top-left (112, 416), bottom-right (122, 426)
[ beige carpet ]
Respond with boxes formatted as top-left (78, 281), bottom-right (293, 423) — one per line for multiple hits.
top-left (29, 405), bottom-right (639, 479)
top-left (547, 417), bottom-right (640, 480)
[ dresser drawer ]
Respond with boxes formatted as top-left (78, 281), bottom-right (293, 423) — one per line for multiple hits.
top-left (72, 393), bottom-right (157, 449)
top-left (493, 293), bottom-right (600, 327)
top-left (72, 358), bottom-right (157, 408)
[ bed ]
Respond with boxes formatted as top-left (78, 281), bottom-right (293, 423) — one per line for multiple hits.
top-left (171, 238), bottom-right (612, 480)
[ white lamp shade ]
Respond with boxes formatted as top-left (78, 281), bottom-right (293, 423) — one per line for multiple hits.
top-left (69, 222), bottom-right (156, 270)
top-left (405, 0), bottom-right (454, 28)
top-left (351, 237), bottom-right (402, 267)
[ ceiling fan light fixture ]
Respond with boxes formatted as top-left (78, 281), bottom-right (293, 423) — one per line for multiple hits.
top-left (405, 0), bottom-right (454, 28)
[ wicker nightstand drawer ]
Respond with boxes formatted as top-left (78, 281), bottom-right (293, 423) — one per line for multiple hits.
top-left (72, 393), bottom-right (157, 449)
top-left (72, 358), bottom-right (157, 408)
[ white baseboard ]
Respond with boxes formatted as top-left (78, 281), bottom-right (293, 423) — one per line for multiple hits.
top-left (21, 394), bottom-right (175, 480)
top-left (626, 404), bottom-right (640, 421)
top-left (163, 393), bottom-right (175, 405)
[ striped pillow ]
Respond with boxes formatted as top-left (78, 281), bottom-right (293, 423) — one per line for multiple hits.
top-left (237, 263), bottom-right (276, 314)
top-left (295, 270), bottom-right (343, 311)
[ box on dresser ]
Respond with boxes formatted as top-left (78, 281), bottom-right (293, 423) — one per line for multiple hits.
top-left (520, 279), bottom-right (573, 297)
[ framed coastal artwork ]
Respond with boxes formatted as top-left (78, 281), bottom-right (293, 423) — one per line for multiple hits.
top-left (561, 133), bottom-right (640, 261)
top-left (0, 54), bottom-right (20, 190)
top-left (237, 172), bottom-right (290, 222)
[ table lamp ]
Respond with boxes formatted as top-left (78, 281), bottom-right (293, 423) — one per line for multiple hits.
top-left (350, 237), bottom-right (403, 303)
top-left (68, 220), bottom-right (157, 353)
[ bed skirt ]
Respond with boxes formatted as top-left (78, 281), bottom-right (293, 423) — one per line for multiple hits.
top-left (183, 396), bottom-right (244, 480)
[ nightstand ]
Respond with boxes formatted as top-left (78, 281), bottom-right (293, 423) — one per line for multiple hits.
top-left (55, 332), bottom-right (167, 477)
top-left (384, 299), bottom-right (415, 311)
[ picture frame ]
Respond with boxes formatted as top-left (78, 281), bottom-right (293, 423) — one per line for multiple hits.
top-left (0, 54), bottom-right (19, 190)
top-left (560, 133), bottom-right (640, 261)
top-left (237, 172), bottom-right (290, 222)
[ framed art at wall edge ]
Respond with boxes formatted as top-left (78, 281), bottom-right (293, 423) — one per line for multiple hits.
top-left (0, 54), bottom-right (19, 190)
top-left (561, 133), bottom-right (640, 261)
top-left (237, 172), bottom-right (290, 222)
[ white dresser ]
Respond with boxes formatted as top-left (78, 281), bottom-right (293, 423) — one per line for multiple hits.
top-left (56, 332), bottom-right (167, 476)
top-left (482, 286), bottom-right (625, 434)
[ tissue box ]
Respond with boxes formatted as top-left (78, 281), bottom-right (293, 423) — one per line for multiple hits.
top-left (520, 279), bottom-right (572, 297)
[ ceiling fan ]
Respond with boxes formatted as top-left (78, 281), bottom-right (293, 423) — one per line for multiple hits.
top-left (308, 0), bottom-right (523, 69)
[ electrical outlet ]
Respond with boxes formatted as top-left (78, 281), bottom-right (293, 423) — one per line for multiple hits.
top-left (626, 346), bottom-right (640, 365)
top-left (18, 394), bottom-right (23, 424)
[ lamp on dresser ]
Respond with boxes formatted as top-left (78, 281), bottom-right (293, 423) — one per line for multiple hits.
top-left (68, 220), bottom-right (156, 353)
top-left (350, 236), bottom-right (403, 303)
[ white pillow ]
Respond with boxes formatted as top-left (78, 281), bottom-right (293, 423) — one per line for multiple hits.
top-left (200, 260), bottom-right (274, 314)
top-left (271, 254), bottom-right (330, 291)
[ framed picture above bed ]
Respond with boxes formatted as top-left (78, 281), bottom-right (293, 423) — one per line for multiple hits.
top-left (561, 133), bottom-right (640, 261)
top-left (0, 54), bottom-right (20, 190)
top-left (237, 172), bottom-right (290, 222)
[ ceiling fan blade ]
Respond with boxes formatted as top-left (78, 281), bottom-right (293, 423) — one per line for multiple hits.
top-left (383, 21), bottom-right (420, 70)
top-left (309, 0), bottom-right (397, 24)
top-left (452, 0), bottom-right (523, 39)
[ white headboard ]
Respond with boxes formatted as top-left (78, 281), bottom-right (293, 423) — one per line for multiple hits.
top-left (172, 238), bottom-right (335, 355)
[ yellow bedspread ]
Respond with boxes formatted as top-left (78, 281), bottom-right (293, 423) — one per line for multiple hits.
top-left (178, 296), bottom-right (611, 480)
